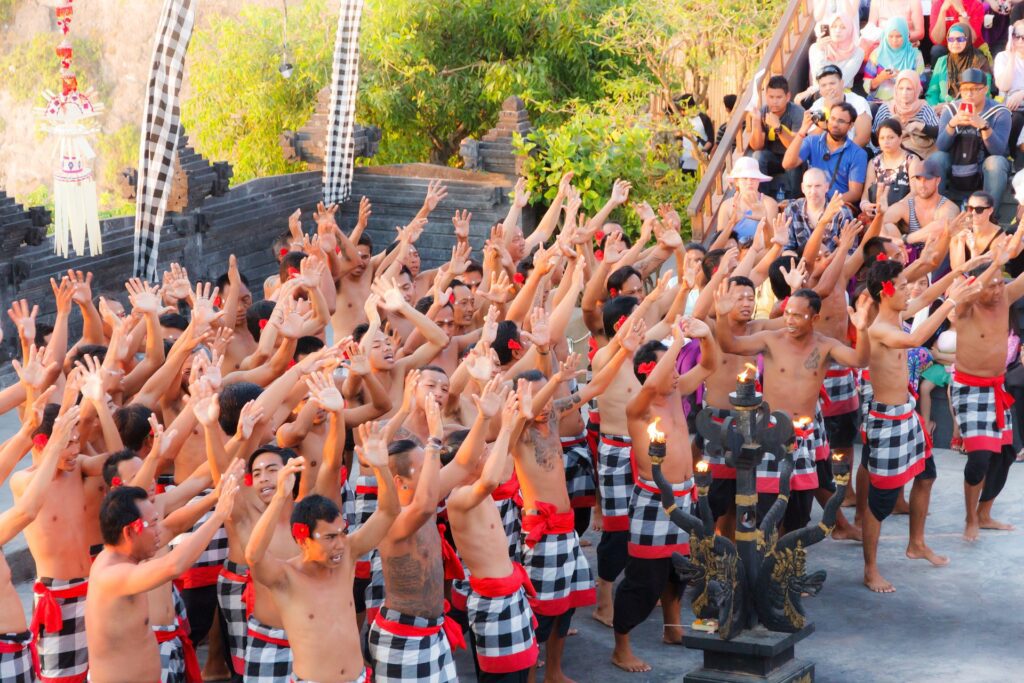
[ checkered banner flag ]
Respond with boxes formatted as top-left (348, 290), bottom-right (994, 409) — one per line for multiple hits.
top-left (133, 0), bottom-right (196, 281)
top-left (322, 0), bottom-right (365, 205)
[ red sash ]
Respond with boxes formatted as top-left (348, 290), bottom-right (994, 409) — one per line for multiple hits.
top-left (0, 638), bottom-right (28, 654)
top-left (521, 502), bottom-right (574, 548)
top-left (437, 524), bottom-right (465, 581)
top-left (469, 562), bottom-right (537, 599)
top-left (154, 617), bottom-right (203, 683)
top-left (32, 580), bottom-right (88, 635)
top-left (868, 408), bottom-right (934, 454)
top-left (373, 601), bottom-right (466, 651)
top-left (173, 565), bottom-right (223, 590)
top-left (219, 565), bottom-right (255, 618)
top-left (490, 472), bottom-right (522, 506)
top-left (248, 625), bottom-right (290, 647)
top-left (954, 370), bottom-right (1014, 429)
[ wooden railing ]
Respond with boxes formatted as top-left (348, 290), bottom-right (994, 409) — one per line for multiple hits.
top-left (686, 0), bottom-right (816, 241)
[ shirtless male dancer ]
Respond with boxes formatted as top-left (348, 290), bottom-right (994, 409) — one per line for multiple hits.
top-left (861, 259), bottom-right (978, 591)
top-left (85, 474), bottom-right (239, 683)
top-left (246, 421), bottom-right (399, 683)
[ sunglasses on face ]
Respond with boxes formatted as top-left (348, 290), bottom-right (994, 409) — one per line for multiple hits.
top-left (966, 205), bottom-right (991, 213)
top-left (948, 36), bottom-right (968, 44)
top-left (1014, 33), bottom-right (1024, 41)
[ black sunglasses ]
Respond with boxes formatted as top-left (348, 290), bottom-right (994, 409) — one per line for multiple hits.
top-left (966, 205), bottom-right (991, 213)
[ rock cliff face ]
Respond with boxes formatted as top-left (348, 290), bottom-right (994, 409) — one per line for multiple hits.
top-left (0, 0), bottom-right (280, 200)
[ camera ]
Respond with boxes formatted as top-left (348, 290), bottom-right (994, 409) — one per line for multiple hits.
top-left (810, 111), bottom-right (825, 124)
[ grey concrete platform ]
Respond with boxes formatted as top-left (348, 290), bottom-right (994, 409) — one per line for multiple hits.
top-left (10, 446), bottom-right (1022, 682)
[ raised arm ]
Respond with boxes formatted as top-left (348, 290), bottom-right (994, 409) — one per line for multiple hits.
top-left (714, 281), bottom-right (772, 355)
top-left (348, 421), bottom-right (401, 558)
top-left (386, 397), bottom-right (443, 541)
top-left (448, 391), bottom-right (522, 511)
top-left (827, 291), bottom-right (873, 368)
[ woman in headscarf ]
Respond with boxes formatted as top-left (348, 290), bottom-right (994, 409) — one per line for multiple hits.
top-left (861, 0), bottom-right (925, 55)
top-left (864, 17), bottom-right (925, 101)
top-left (874, 69), bottom-right (941, 157)
top-left (798, 13), bottom-right (865, 104)
top-left (926, 23), bottom-right (992, 106)
top-left (994, 19), bottom-right (1024, 159)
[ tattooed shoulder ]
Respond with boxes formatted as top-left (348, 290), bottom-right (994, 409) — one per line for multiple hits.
top-left (803, 346), bottom-right (821, 371)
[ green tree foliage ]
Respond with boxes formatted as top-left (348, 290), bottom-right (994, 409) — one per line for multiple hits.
top-left (516, 104), bottom-right (696, 239)
top-left (182, 0), bottom-right (335, 184)
top-left (0, 0), bottom-right (18, 26)
top-left (358, 0), bottom-right (627, 164)
top-left (0, 34), bottom-right (107, 103)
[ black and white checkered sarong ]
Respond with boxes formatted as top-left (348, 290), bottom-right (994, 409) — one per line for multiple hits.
top-left (217, 560), bottom-right (249, 675)
top-left (154, 622), bottom-right (185, 683)
top-left (562, 435), bottom-right (596, 507)
top-left (627, 477), bottom-right (693, 559)
top-left (0, 631), bottom-right (32, 683)
top-left (951, 372), bottom-right (1015, 453)
top-left (133, 0), bottom-right (195, 281)
top-left (865, 398), bottom-right (930, 488)
top-left (759, 427), bottom-right (818, 492)
top-left (244, 616), bottom-right (292, 682)
top-left (368, 606), bottom-right (457, 683)
top-left (168, 490), bottom-right (228, 585)
top-left (467, 574), bottom-right (538, 674)
top-left (597, 435), bottom-right (634, 531)
top-left (33, 577), bottom-right (88, 681)
top-left (521, 527), bottom-right (595, 617)
top-left (322, 0), bottom-right (365, 205)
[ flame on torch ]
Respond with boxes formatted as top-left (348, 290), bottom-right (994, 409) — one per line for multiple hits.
top-left (647, 418), bottom-right (665, 443)
top-left (737, 363), bottom-right (757, 382)
top-left (696, 460), bottom-right (709, 474)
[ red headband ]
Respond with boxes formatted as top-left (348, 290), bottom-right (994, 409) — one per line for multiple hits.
top-left (292, 522), bottom-right (310, 542)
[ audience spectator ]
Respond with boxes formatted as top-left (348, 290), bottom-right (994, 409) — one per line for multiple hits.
top-left (862, 120), bottom-right (920, 220)
top-left (783, 168), bottom-right (856, 253)
top-left (801, 14), bottom-right (866, 103)
top-left (929, 0), bottom-right (987, 63)
top-left (716, 157), bottom-right (780, 244)
top-left (994, 19), bottom-right (1024, 158)
top-left (875, 69), bottom-right (941, 157)
top-left (883, 156), bottom-right (962, 236)
top-left (927, 23), bottom-right (993, 105)
top-left (784, 101), bottom-right (869, 204)
top-left (983, 0), bottom-right (1015, 48)
top-left (715, 94), bottom-right (738, 151)
top-left (933, 67), bottom-right (1012, 204)
top-left (865, 17), bottom-right (927, 101)
top-left (807, 65), bottom-right (874, 147)
top-left (673, 94), bottom-right (715, 174)
top-left (862, 0), bottom-right (926, 54)
top-left (951, 190), bottom-right (1006, 267)
top-left (748, 75), bottom-right (806, 197)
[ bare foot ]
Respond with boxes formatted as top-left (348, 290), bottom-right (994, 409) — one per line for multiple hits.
top-left (979, 518), bottom-right (1015, 531)
top-left (543, 670), bottom-right (577, 683)
top-left (906, 545), bottom-right (950, 566)
top-left (963, 521), bottom-right (980, 542)
top-left (591, 609), bottom-right (613, 628)
top-left (893, 498), bottom-right (910, 515)
top-left (864, 568), bottom-right (895, 593)
top-left (579, 538), bottom-right (592, 547)
top-left (831, 524), bottom-right (863, 542)
top-left (567, 628), bottom-right (578, 637)
top-left (611, 651), bottom-right (652, 673)
top-left (663, 624), bottom-right (683, 644)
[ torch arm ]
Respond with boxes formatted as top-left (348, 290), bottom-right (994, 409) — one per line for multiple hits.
top-left (652, 462), bottom-right (705, 538)
top-left (758, 452), bottom-right (793, 535)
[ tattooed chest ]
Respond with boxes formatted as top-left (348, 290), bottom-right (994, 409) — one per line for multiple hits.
top-left (528, 422), bottom-right (563, 472)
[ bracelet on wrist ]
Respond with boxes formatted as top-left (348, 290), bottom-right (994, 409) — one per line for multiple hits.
top-left (427, 436), bottom-right (444, 450)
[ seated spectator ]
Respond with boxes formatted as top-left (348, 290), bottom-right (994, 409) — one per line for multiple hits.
top-left (799, 14), bottom-right (865, 104)
top-left (715, 157), bottom-right (780, 244)
top-left (994, 20), bottom-right (1024, 158)
top-left (864, 17), bottom-right (926, 102)
top-left (806, 65), bottom-right (874, 147)
top-left (983, 0), bottom-right (1014, 48)
top-left (883, 157), bottom-right (962, 237)
top-left (783, 167), bottom-right (856, 254)
top-left (748, 75), bottom-right (805, 198)
top-left (874, 70), bottom-right (941, 158)
top-left (714, 94), bottom-right (738, 152)
top-left (861, 0), bottom-right (926, 55)
top-left (673, 93), bottom-right (715, 174)
top-left (862, 120), bottom-right (921, 219)
top-left (951, 190), bottom-right (1006, 268)
top-left (927, 23), bottom-right (993, 105)
top-left (933, 68), bottom-right (1012, 205)
top-left (929, 0), bottom-right (987, 63)
top-left (783, 102), bottom-right (870, 204)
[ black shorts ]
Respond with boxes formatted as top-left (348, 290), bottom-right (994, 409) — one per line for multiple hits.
top-left (816, 458), bottom-right (836, 493)
top-left (708, 478), bottom-right (736, 520)
top-left (867, 457), bottom-right (937, 522)
top-left (534, 608), bottom-right (575, 643)
top-left (757, 489), bottom-right (814, 531)
top-left (824, 411), bottom-right (858, 449)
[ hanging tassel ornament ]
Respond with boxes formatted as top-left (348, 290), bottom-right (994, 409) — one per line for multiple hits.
top-left (36, 0), bottom-right (104, 257)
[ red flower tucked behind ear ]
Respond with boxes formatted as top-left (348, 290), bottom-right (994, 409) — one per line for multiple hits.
top-left (513, 272), bottom-right (525, 284)
top-left (637, 361), bottom-right (657, 376)
top-left (448, 293), bottom-right (456, 305)
top-left (609, 288), bottom-right (618, 297)
top-left (615, 315), bottom-right (627, 330)
top-left (287, 360), bottom-right (296, 369)
top-left (128, 518), bottom-right (145, 535)
top-left (258, 319), bottom-right (269, 330)
top-left (111, 476), bottom-right (123, 488)
top-left (595, 230), bottom-right (605, 242)
top-left (244, 473), bottom-right (253, 487)
top-left (213, 296), bottom-right (222, 308)
top-left (287, 267), bottom-right (300, 280)
top-left (279, 248), bottom-right (289, 258)
top-left (876, 252), bottom-right (888, 262)
top-left (32, 434), bottom-right (48, 449)
top-left (291, 522), bottom-right (310, 542)
top-left (594, 250), bottom-right (604, 261)
top-left (881, 280), bottom-right (896, 298)
top-left (507, 339), bottom-right (522, 351)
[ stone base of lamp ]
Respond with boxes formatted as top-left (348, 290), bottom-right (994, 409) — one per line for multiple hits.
top-left (682, 623), bottom-right (815, 683)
